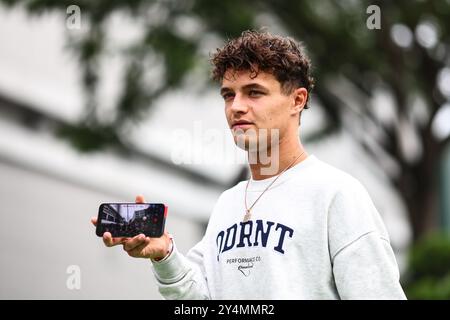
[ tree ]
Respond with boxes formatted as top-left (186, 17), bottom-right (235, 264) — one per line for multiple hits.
top-left (2, 0), bottom-right (449, 240)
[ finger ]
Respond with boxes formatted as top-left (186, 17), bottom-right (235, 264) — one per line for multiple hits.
top-left (103, 232), bottom-right (127, 247)
top-left (135, 195), bottom-right (145, 203)
top-left (126, 239), bottom-right (151, 258)
top-left (123, 234), bottom-right (146, 251)
top-left (103, 232), bottom-right (115, 247)
top-left (91, 217), bottom-right (97, 226)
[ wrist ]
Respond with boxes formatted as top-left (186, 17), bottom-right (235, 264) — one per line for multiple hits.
top-left (152, 235), bottom-right (173, 262)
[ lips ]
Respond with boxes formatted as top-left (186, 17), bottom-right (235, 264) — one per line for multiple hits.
top-left (231, 120), bottom-right (254, 130)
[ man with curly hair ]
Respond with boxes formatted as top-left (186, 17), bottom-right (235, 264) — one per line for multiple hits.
top-left (93, 30), bottom-right (406, 300)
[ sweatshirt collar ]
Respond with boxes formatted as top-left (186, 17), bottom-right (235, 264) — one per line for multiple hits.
top-left (246, 154), bottom-right (317, 192)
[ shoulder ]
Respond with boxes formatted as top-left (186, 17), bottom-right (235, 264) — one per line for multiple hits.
top-left (320, 160), bottom-right (390, 255)
top-left (313, 157), bottom-right (364, 187)
top-left (220, 180), bottom-right (247, 199)
top-left (208, 181), bottom-right (247, 214)
top-left (291, 155), bottom-right (368, 198)
top-left (319, 157), bottom-right (377, 218)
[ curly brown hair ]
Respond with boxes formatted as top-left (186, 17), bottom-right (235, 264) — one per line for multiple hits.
top-left (211, 30), bottom-right (314, 110)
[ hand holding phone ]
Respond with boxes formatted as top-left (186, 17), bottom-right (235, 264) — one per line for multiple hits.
top-left (95, 203), bottom-right (167, 238)
top-left (92, 195), bottom-right (172, 260)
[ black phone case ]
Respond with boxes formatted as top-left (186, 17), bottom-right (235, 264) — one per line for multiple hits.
top-left (96, 203), bottom-right (167, 238)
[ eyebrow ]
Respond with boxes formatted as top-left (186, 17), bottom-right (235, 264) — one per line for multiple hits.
top-left (220, 83), bottom-right (268, 96)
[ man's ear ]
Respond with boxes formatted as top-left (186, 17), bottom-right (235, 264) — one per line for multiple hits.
top-left (291, 87), bottom-right (308, 116)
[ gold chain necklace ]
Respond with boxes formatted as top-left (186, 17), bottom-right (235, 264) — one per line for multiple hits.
top-left (243, 151), bottom-right (305, 222)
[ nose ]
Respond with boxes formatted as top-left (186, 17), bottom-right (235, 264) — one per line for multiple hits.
top-left (229, 93), bottom-right (248, 114)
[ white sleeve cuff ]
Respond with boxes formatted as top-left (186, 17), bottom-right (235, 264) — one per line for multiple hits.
top-left (150, 239), bottom-right (191, 283)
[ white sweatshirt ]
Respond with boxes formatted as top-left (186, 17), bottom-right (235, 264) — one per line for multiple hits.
top-left (151, 155), bottom-right (407, 300)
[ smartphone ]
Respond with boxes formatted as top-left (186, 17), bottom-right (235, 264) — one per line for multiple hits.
top-left (96, 203), bottom-right (167, 238)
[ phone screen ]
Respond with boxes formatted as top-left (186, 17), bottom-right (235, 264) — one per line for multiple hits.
top-left (96, 203), bottom-right (167, 238)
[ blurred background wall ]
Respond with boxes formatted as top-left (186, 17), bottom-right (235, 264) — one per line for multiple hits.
top-left (0, 0), bottom-right (449, 299)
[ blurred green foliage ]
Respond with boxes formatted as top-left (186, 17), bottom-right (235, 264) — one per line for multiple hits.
top-left (404, 232), bottom-right (450, 299)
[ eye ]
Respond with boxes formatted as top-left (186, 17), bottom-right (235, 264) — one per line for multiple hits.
top-left (222, 92), bottom-right (235, 101)
top-left (249, 90), bottom-right (263, 97)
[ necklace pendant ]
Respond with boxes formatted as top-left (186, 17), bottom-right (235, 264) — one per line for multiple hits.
top-left (243, 209), bottom-right (252, 222)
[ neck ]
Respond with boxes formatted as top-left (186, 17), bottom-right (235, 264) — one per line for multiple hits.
top-left (248, 133), bottom-right (308, 180)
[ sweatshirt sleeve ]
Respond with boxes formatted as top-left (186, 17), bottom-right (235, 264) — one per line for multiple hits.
top-left (150, 237), bottom-right (211, 300)
top-left (328, 178), bottom-right (407, 300)
top-left (332, 231), bottom-right (406, 299)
